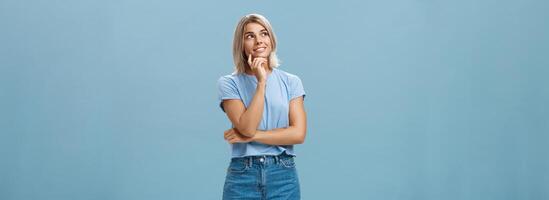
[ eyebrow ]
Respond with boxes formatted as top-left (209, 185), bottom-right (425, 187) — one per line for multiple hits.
top-left (244, 29), bottom-right (268, 35)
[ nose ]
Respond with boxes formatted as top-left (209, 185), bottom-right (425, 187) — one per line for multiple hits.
top-left (255, 37), bottom-right (264, 45)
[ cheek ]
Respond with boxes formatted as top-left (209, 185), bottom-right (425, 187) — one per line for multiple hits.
top-left (244, 45), bottom-right (252, 53)
top-left (243, 42), bottom-right (253, 53)
top-left (266, 40), bottom-right (273, 50)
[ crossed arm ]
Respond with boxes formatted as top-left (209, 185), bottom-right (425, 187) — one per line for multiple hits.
top-left (222, 83), bottom-right (307, 145)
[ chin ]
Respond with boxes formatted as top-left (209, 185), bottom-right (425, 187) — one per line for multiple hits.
top-left (255, 52), bottom-right (271, 58)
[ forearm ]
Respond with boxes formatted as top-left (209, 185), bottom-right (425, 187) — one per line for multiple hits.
top-left (252, 126), bottom-right (306, 145)
top-left (236, 82), bottom-right (266, 137)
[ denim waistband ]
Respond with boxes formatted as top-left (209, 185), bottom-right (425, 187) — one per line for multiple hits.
top-left (231, 152), bottom-right (294, 166)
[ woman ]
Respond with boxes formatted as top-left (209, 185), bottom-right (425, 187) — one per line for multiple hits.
top-left (217, 13), bottom-right (307, 200)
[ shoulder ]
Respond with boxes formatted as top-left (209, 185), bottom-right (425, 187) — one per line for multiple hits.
top-left (274, 68), bottom-right (302, 83)
top-left (217, 72), bottom-right (241, 85)
top-left (275, 68), bottom-right (306, 99)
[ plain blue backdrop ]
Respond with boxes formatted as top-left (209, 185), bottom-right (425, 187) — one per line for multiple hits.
top-left (1, 0), bottom-right (548, 199)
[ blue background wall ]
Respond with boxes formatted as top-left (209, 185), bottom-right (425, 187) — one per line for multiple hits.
top-left (1, 0), bottom-right (548, 199)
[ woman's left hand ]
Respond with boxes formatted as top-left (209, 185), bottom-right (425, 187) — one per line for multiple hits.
top-left (224, 128), bottom-right (254, 144)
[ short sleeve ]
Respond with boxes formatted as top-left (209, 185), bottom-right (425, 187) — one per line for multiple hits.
top-left (288, 74), bottom-right (306, 101)
top-left (217, 76), bottom-right (240, 112)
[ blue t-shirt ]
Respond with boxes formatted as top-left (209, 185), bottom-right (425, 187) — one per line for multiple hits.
top-left (217, 68), bottom-right (306, 158)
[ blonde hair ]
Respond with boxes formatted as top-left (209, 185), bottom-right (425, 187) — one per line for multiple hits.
top-left (232, 13), bottom-right (280, 74)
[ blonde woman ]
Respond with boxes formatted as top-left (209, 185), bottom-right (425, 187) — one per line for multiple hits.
top-left (217, 13), bottom-right (307, 199)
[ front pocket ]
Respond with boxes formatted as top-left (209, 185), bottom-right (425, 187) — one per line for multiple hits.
top-left (279, 157), bottom-right (296, 168)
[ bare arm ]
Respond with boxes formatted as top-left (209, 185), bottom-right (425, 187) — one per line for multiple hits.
top-left (222, 56), bottom-right (268, 137)
top-left (222, 81), bottom-right (266, 137)
top-left (224, 96), bottom-right (307, 145)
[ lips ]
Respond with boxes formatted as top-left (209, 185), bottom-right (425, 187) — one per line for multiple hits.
top-left (253, 47), bottom-right (267, 52)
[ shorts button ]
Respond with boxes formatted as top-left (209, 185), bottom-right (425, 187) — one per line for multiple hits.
top-left (259, 158), bottom-right (264, 162)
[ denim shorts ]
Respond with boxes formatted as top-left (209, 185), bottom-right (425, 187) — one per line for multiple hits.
top-left (222, 152), bottom-right (301, 200)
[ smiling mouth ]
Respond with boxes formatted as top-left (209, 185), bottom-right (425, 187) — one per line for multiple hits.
top-left (254, 47), bottom-right (266, 52)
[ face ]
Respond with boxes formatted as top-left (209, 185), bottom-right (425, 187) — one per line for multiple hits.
top-left (243, 22), bottom-right (272, 59)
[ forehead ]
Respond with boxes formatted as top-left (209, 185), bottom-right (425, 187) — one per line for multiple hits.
top-left (244, 22), bottom-right (267, 33)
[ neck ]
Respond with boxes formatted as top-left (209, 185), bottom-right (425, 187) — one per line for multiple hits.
top-left (244, 62), bottom-right (272, 75)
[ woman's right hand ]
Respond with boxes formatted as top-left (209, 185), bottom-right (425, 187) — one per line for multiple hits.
top-left (248, 54), bottom-right (268, 83)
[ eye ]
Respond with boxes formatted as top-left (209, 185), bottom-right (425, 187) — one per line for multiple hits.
top-left (261, 32), bottom-right (269, 36)
top-left (245, 34), bottom-right (254, 39)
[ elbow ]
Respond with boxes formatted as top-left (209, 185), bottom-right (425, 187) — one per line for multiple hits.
top-left (234, 120), bottom-right (258, 137)
top-left (236, 127), bottom-right (256, 137)
top-left (294, 130), bottom-right (306, 144)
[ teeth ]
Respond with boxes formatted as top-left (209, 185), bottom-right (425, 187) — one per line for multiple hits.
top-left (255, 47), bottom-right (265, 51)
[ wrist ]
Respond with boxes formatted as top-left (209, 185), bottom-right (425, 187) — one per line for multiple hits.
top-left (251, 130), bottom-right (264, 142)
top-left (257, 81), bottom-right (267, 87)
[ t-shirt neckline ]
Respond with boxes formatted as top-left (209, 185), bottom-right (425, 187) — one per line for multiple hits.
top-left (243, 68), bottom-right (277, 80)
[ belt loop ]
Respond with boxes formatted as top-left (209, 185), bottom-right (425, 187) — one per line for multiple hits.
top-left (247, 156), bottom-right (252, 167)
top-left (275, 155), bottom-right (279, 164)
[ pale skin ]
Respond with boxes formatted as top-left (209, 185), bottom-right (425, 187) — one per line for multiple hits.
top-left (222, 22), bottom-right (307, 145)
